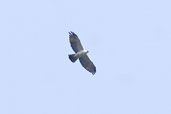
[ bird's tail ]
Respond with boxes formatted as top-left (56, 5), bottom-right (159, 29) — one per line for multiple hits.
top-left (68, 54), bottom-right (78, 62)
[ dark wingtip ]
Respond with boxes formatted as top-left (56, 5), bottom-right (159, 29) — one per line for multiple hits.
top-left (69, 31), bottom-right (74, 34)
top-left (69, 31), bottom-right (72, 36)
top-left (69, 31), bottom-right (77, 37)
top-left (92, 68), bottom-right (96, 75)
top-left (92, 72), bottom-right (95, 75)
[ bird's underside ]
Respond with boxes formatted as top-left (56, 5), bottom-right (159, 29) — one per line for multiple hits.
top-left (68, 50), bottom-right (88, 63)
top-left (68, 31), bottom-right (96, 75)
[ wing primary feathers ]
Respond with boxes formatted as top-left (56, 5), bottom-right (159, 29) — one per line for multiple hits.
top-left (69, 31), bottom-right (77, 37)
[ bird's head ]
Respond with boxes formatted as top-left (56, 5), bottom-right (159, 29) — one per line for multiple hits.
top-left (84, 50), bottom-right (89, 54)
top-left (87, 50), bottom-right (89, 53)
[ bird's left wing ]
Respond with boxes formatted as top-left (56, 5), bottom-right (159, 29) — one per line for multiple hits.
top-left (69, 31), bottom-right (84, 53)
top-left (79, 55), bottom-right (96, 75)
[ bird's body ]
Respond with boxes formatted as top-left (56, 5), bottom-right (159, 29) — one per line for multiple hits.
top-left (74, 50), bottom-right (88, 58)
top-left (68, 49), bottom-right (88, 62)
top-left (68, 31), bottom-right (96, 75)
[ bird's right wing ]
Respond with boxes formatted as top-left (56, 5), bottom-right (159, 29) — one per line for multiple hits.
top-left (69, 31), bottom-right (84, 53)
top-left (79, 55), bottom-right (96, 75)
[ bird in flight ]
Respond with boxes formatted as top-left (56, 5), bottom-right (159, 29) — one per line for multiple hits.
top-left (68, 31), bottom-right (96, 75)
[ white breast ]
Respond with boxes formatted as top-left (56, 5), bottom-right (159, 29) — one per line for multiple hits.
top-left (75, 50), bottom-right (88, 58)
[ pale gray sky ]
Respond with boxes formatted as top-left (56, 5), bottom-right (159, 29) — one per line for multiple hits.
top-left (0, 0), bottom-right (171, 114)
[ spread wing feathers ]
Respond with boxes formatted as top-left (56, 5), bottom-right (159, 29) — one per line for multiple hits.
top-left (79, 55), bottom-right (96, 75)
top-left (69, 31), bottom-right (84, 53)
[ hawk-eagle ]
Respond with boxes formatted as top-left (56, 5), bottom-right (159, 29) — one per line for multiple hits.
top-left (68, 31), bottom-right (96, 75)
